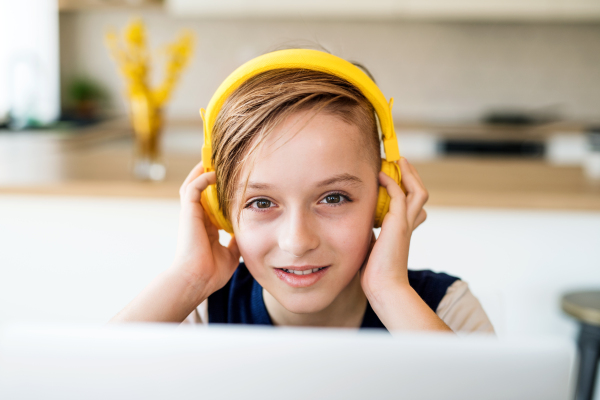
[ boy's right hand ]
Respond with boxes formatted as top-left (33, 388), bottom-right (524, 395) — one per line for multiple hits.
top-left (173, 161), bottom-right (241, 299)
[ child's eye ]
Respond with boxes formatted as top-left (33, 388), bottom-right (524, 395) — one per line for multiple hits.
top-left (245, 198), bottom-right (274, 212)
top-left (255, 199), bottom-right (272, 209)
top-left (319, 192), bottom-right (351, 206)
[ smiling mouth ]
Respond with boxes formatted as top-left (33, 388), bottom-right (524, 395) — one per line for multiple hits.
top-left (273, 266), bottom-right (330, 287)
top-left (279, 267), bottom-right (328, 275)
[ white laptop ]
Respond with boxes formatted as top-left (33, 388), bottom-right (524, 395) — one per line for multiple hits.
top-left (0, 323), bottom-right (574, 400)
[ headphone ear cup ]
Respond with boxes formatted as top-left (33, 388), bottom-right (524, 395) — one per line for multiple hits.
top-left (374, 159), bottom-right (402, 228)
top-left (200, 184), bottom-right (234, 234)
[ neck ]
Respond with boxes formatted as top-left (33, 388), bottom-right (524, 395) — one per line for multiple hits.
top-left (263, 272), bottom-right (367, 328)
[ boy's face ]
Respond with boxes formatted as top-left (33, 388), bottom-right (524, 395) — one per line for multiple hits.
top-left (231, 110), bottom-right (379, 314)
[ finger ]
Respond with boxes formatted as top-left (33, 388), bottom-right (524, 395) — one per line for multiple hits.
top-left (398, 158), bottom-right (424, 193)
top-left (406, 161), bottom-right (429, 210)
top-left (406, 160), bottom-right (427, 194)
top-left (203, 209), bottom-right (220, 242)
top-left (409, 164), bottom-right (429, 220)
top-left (378, 170), bottom-right (406, 219)
top-left (185, 171), bottom-right (216, 204)
top-left (395, 158), bottom-right (425, 191)
top-left (398, 158), bottom-right (429, 224)
top-left (413, 208), bottom-right (427, 231)
top-left (179, 161), bottom-right (205, 198)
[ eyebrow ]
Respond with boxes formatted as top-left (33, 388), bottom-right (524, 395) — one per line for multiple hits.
top-left (315, 173), bottom-right (364, 188)
top-left (239, 173), bottom-right (364, 192)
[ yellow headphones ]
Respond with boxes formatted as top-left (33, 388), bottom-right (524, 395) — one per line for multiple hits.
top-left (199, 49), bottom-right (402, 234)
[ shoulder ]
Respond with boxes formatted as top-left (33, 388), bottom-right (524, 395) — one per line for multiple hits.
top-left (407, 269), bottom-right (460, 312)
top-left (407, 269), bottom-right (495, 335)
top-left (436, 280), bottom-right (496, 336)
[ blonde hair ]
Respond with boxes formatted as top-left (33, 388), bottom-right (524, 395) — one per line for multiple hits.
top-left (211, 68), bottom-right (381, 224)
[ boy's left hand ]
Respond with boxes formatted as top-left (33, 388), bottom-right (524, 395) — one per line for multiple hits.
top-left (360, 157), bottom-right (428, 301)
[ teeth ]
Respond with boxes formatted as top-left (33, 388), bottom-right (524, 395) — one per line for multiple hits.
top-left (282, 267), bottom-right (325, 275)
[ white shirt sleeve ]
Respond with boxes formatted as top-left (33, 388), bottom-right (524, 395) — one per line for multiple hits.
top-left (435, 280), bottom-right (496, 336)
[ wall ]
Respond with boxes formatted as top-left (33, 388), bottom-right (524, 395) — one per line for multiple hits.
top-left (59, 10), bottom-right (600, 123)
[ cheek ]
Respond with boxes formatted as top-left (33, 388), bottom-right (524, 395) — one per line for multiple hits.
top-left (321, 203), bottom-right (376, 269)
top-left (233, 222), bottom-right (274, 273)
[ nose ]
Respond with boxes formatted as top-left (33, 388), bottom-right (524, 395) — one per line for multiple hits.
top-left (278, 207), bottom-right (320, 258)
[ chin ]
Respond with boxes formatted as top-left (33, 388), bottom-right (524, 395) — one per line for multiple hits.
top-left (276, 291), bottom-right (337, 315)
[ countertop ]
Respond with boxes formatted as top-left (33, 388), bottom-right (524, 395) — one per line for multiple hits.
top-left (1, 119), bottom-right (599, 210)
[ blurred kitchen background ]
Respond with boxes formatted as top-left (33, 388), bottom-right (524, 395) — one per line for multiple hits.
top-left (1, 0), bottom-right (600, 375)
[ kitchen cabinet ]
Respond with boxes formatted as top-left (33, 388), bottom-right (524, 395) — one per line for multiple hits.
top-left (404, 0), bottom-right (600, 20)
top-left (58, 0), bottom-right (162, 11)
top-left (167, 0), bottom-right (399, 19)
top-left (166, 0), bottom-right (600, 21)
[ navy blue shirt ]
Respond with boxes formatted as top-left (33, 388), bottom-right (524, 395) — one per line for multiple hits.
top-left (208, 262), bottom-right (459, 331)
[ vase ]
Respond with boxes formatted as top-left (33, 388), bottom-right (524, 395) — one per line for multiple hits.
top-left (130, 92), bottom-right (166, 181)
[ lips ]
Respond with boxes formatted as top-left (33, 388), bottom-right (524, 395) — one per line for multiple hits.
top-left (280, 267), bottom-right (327, 275)
top-left (273, 265), bottom-right (330, 288)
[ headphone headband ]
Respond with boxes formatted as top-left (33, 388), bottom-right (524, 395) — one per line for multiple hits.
top-left (200, 49), bottom-right (399, 171)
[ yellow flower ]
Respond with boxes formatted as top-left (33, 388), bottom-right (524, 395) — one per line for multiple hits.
top-left (125, 19), bottom-right (146, 47)
top-left (105, 19), bottom-right (194, 137)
